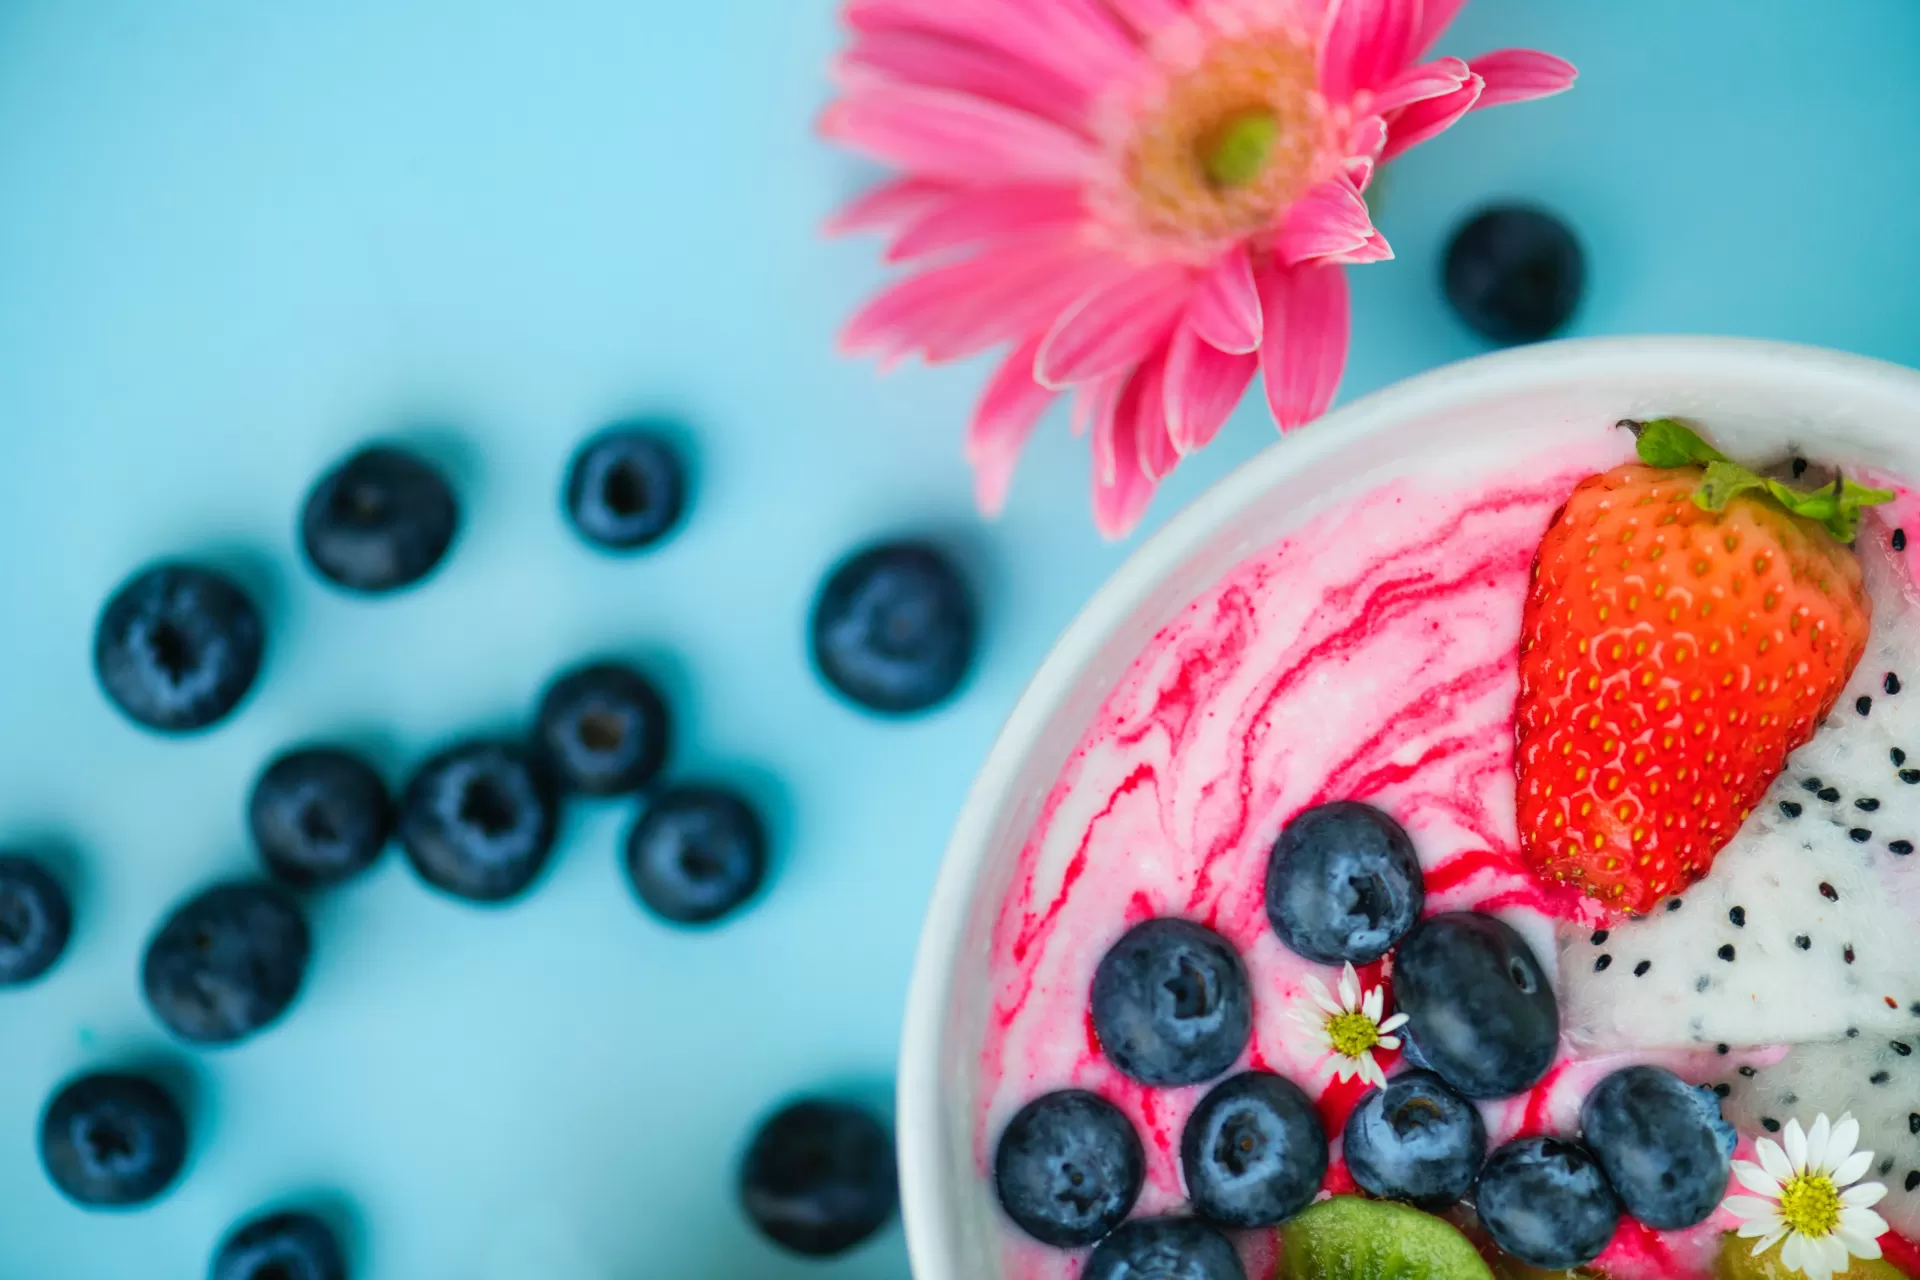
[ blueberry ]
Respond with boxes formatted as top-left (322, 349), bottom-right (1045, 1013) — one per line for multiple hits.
top-left (1084, 1216), bottom-right (1246, 1280)
top-left (1342, 1069), bottom-right (1486, 1210)
top-left (142, 881), bottom-right (310, 1045)
top-left (211, 1210), bottom-right (347, 1280)
top-left (535, 662), bottom-right (670, 796)
top-left (1091, 918), bottom-right (1252, 1087)
top-left (1442, 206), bottom-right (1585, 345)
top-left (739, 1098), bottom-right (896, 1257)
top-left (994, 1090), bottom-right (1143, 1248)
top-left (399, 740), bottom-right (559, 904)
top-left (0, 854), bottom-right (72, 986)
top-left (1475, 1136), bottom-right (1621, 1270)
top-left (94, 563), bottom-right (264, 733)
top-left (249, 746), bottom-right (392, 889)
top-left (624, 784), bottom-right (766, 926)
top-left (810, 541), bottom-right (976, 715)
top-left (300, 444), bottom-right (458, 593)
top-left (38, 1072), bottom-right (187, 1208)
top-left (1265, 801), bottom-right (1424, 964)
top-left (1180, 1071), bottom-right (1326, 1226)
top-left (1579, 1065), bottom-right (1735, 1229)
top-left (1391, 912), bottom-right (1559, 1098)
top-left (563, 426), bottom-right (687, 552)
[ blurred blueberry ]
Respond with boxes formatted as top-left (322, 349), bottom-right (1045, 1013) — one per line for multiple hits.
top-left (249, 746), bottom-right (392, 889)
top-left (625, 784), bottom-right (766, 926)
top-left (535, 662), bottom-right (670, 797)
top-left (399, 740), bottom-right (559, 904)
top-left (740, 1098), bottom-right (896, 1257)
top-left (94, 563), bottom-right (263, 733)
top-left (300, 444), bottom-right (458, 593)
top-left (563, 426), bottom-right (686, 552)
top-left (811, 541), bottom-right (976, 715)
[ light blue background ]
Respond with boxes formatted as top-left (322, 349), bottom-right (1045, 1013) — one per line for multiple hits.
top-left (1, 2), bottom-right (1916, 1277)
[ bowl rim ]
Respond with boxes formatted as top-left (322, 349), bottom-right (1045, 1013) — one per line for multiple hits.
top-left (895, 334), bottom-right (1920, 1275)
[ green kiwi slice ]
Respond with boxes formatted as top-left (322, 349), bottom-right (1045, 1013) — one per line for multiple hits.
top-left (1282, 1197), bottom-right (1495, 1280)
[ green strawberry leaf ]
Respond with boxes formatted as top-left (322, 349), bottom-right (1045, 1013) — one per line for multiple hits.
top-left (1632, 418), bottom-right (1729, 469)
top-left (1631, 417), bottom-right (1893, 543)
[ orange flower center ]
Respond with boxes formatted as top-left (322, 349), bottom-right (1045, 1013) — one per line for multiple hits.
top-left (1127, 34), bottom-right (1322, 247)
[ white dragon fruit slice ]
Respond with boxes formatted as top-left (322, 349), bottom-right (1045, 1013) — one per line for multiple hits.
top-left (1559, 533), bottom-right (1920, 1051)
top-left (1717, 1036), bottom-right (1920, 1239)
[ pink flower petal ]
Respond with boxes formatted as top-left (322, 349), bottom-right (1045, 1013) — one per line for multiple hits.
top-left (1084, 375), bottom-right (1125, 480)
top-left (1090, 374), bottom-right (1157, 539)
top-left (1347, 114), bottom-right (1389, 162)
top-left (1381, 73), bottom-right (1483, 160)
top-left (887, 184), bottom-right (1085, 261)
top-left (1330, 229), bottom-right (1393, 265)
top-left (843, 0), bottom-right (1118, 96)
top-left (1033, 0), bottom-right (1147, 83)
top-left (824, 177), bottom-right (954, 237)
top-left (1368, 55), bottom-right (1471, 114)
top-left (1104, 0), bottom-right (1188, 36)
top-left (1413, 0), bottom-right (1470, 56)
top-left (839, 29), bottom-right (1090, 130)
top-left (1469, 49), bottom-right (1579, 108)
top-left (841, 238), bottom-right (1116, 367)
top-left (1187, 245), bottom-right (1263, 354)
top-left (1275, 175), bottom-right (1380, 266)
top-left (967, 335), bottom-right (1055, 516)
top-left (1035, 264), bottom-right (1193, 388)
top-left (820, 84), bottom-right (1097, 183)
top-left (1319, 0), bottom-right (1420, 104)
top-left (1165, 322), bottom-right (1258, 454)
top-left (1127, 344), bottom-right (1180, 482)
top-left (1258, 260), bottom-right (1351, 430)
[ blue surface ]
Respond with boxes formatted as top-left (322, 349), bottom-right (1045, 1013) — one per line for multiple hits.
top-left (1, 2), bottom-right (1916, 1276)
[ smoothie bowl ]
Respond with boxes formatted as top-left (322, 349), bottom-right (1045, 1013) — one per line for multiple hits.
top-left (900, 338), bottom-right (1920, 1280)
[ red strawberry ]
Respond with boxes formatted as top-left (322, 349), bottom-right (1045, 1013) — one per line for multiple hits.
top-left (1515, 420), bottom-right (1886, 915)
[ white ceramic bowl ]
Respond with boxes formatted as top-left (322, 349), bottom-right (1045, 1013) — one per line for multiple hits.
top-left (896, 336), bottom-right (1920, 1279)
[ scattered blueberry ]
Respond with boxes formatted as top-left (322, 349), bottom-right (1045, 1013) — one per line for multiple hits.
top-left (810, 541), bottom-right (976, 715)
top-left (211, 1210), bottom-right (347, 1280)
top-left (94, 563), bottom-right (264, 733)
top-left (625, 784), bottom-right (767, 926)
top-left (1579, 1065), bottom-right (1734, 1229)
top-left (300, 444), bottom-right (458, 593)
top-left (1091, 917), bottom-right (1251, 1087)
top-left (563, 426), bottom-right (687, 552)
top-left (994, 1090), bottom-right (1143, 1248)
top-left (1475, 1136), bottom-right (1622, 1270)
top-left (1342, 1069), bottom-right (1487, 1210)
top-left (399, 740), bottom-right (559, 904)
top-left (0, 854), bottom-right (72, 986)
top-left (142, 881), bottom-right (311, 1045)
top-left (739, 1098), bottom-right (896, 1257)
top-left (248, 746), bottom-right (392, 889)
top-left (1391, 912), bottom-right (1559, 1099)
top-left (535, 662), bottom-right (670, 796)
top-left (1180, 1070), bottom-right (1326, 1227)
top-left (1084, 1216), bottom-right (1246, 1280)
top-left (1265, 801), bottom-right (1423, 965)
top-left (39, 1072), bottom-right (187, 1208)
top-left (1442, 205), bottom-right (1585, 345)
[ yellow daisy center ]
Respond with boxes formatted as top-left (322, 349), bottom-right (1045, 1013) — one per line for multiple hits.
top-left (1778, 1173), bottom-right (1842, 1239)
top-left (1127, 34), bottom-right (1321, 246)
top-left (1326, 1010), bottom-right (1380, 1059)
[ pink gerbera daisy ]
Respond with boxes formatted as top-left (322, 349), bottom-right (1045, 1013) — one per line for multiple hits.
top-left (822, 0), bottom-right (1575, 535)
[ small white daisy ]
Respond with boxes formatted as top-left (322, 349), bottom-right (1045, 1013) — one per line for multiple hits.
top-left (1289, 962), bottom-right (1407, 1090)
top-left (1723, 1111), bottom-right (1889, 1280)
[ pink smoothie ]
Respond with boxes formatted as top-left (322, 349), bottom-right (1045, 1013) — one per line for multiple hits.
top-left (975, 437), bottom-right (1784, 1280)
